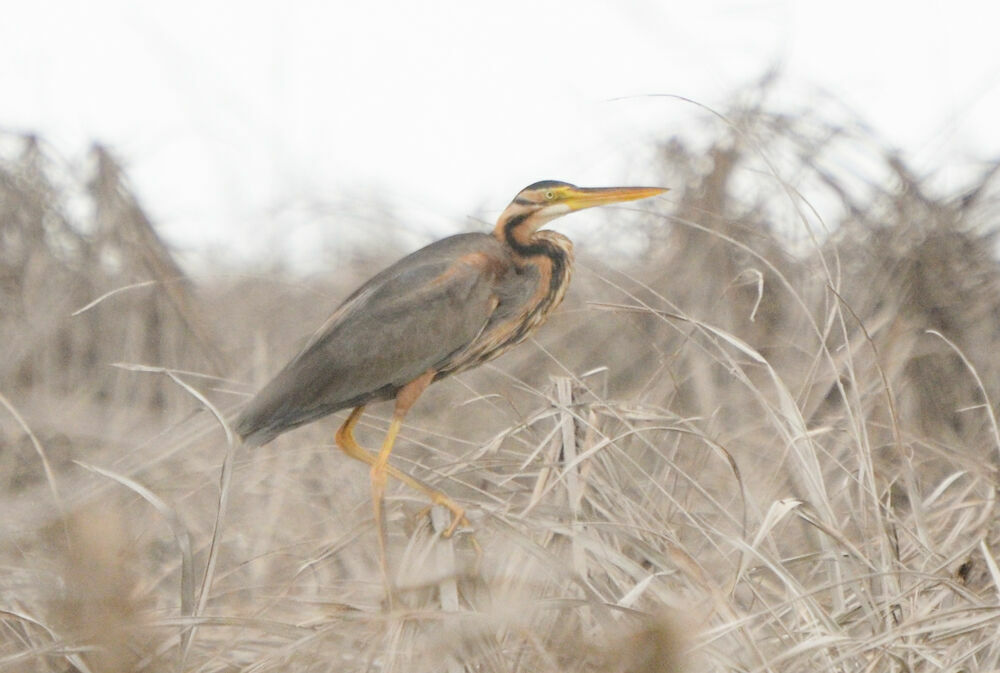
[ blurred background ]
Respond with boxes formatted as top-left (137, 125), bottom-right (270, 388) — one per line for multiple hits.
top-left (3, 0), bottom-right (999, 268)
top-left (4, 2), bottom-right (1000, 672)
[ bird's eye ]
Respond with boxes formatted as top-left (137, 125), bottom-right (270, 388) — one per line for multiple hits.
top-left (545, 191), bottom-right (555, 200)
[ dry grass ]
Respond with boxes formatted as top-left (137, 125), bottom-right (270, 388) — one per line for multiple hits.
top-left (2, 98), bottom-right (1000, 672)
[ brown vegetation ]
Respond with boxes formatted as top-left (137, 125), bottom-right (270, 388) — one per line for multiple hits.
top-left (2, 101), bottom-right (999, 671)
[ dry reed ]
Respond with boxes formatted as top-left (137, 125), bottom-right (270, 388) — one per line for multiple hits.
top-left (2, 97), bottom-right (999, 672)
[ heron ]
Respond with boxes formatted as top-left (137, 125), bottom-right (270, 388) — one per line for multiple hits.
top-left (234, 181), bottom-right (666, 538)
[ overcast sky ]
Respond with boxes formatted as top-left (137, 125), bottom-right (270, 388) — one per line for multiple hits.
top-left (4, 1), bottom-right (999, 268)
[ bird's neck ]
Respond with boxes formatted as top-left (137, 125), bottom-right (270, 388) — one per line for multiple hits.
top-left (497, 210), bottom-right (574, 306)
top-left (494, 209), bottom-right (571, 261)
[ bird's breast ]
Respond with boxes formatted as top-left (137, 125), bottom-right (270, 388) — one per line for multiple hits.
top-left (439, 235), bottom-right (574, 376)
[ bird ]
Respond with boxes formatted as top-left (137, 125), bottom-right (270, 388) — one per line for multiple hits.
top-left (234, 181), bottom-right (666, 537)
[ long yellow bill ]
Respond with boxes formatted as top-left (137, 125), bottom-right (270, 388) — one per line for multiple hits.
top-left (563, 185), bottom-right (667, 211)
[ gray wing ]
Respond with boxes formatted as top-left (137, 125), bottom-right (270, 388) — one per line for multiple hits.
top-left (235, 234), bottom-right (510, 446)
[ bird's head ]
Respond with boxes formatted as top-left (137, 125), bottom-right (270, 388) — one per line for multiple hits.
top-left (495, 180), bottom-right (667, 246)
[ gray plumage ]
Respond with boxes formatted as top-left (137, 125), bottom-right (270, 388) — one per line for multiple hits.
top-left (235, 233), bottom-right (525, 447)
top-left (234, 182), bottom-right (663, 453)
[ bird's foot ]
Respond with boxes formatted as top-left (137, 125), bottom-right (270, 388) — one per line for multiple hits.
top-left (420, 493), bottom-right (470, 538)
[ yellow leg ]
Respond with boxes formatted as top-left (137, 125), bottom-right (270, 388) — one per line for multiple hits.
top-left (334, 404), bottom-right (469, 537)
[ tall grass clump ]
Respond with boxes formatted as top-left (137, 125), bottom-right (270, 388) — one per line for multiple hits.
top-left (2, 94), bottom-right (999, 672)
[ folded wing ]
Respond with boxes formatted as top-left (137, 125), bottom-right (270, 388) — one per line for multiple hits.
top-left (235, 233), bottom-right (511, 446)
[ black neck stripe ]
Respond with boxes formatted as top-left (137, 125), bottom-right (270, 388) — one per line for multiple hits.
top-left (502, 213), bottom-right (530, 253)
top-left (504, 215), bottom-right (550, 257)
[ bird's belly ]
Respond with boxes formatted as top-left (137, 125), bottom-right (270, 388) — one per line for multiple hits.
top-left (437, 295), bottom-right (562, 380)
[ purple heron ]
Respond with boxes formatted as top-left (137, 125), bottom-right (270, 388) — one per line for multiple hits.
top-left (234, 181), bottom-right (665, 537)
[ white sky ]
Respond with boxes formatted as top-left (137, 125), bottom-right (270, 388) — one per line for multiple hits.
top-left (3, 1), bottom-right (999, 269)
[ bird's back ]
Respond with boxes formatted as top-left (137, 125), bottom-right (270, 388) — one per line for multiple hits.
top-left (235, 233), bottom-right (514, 446)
